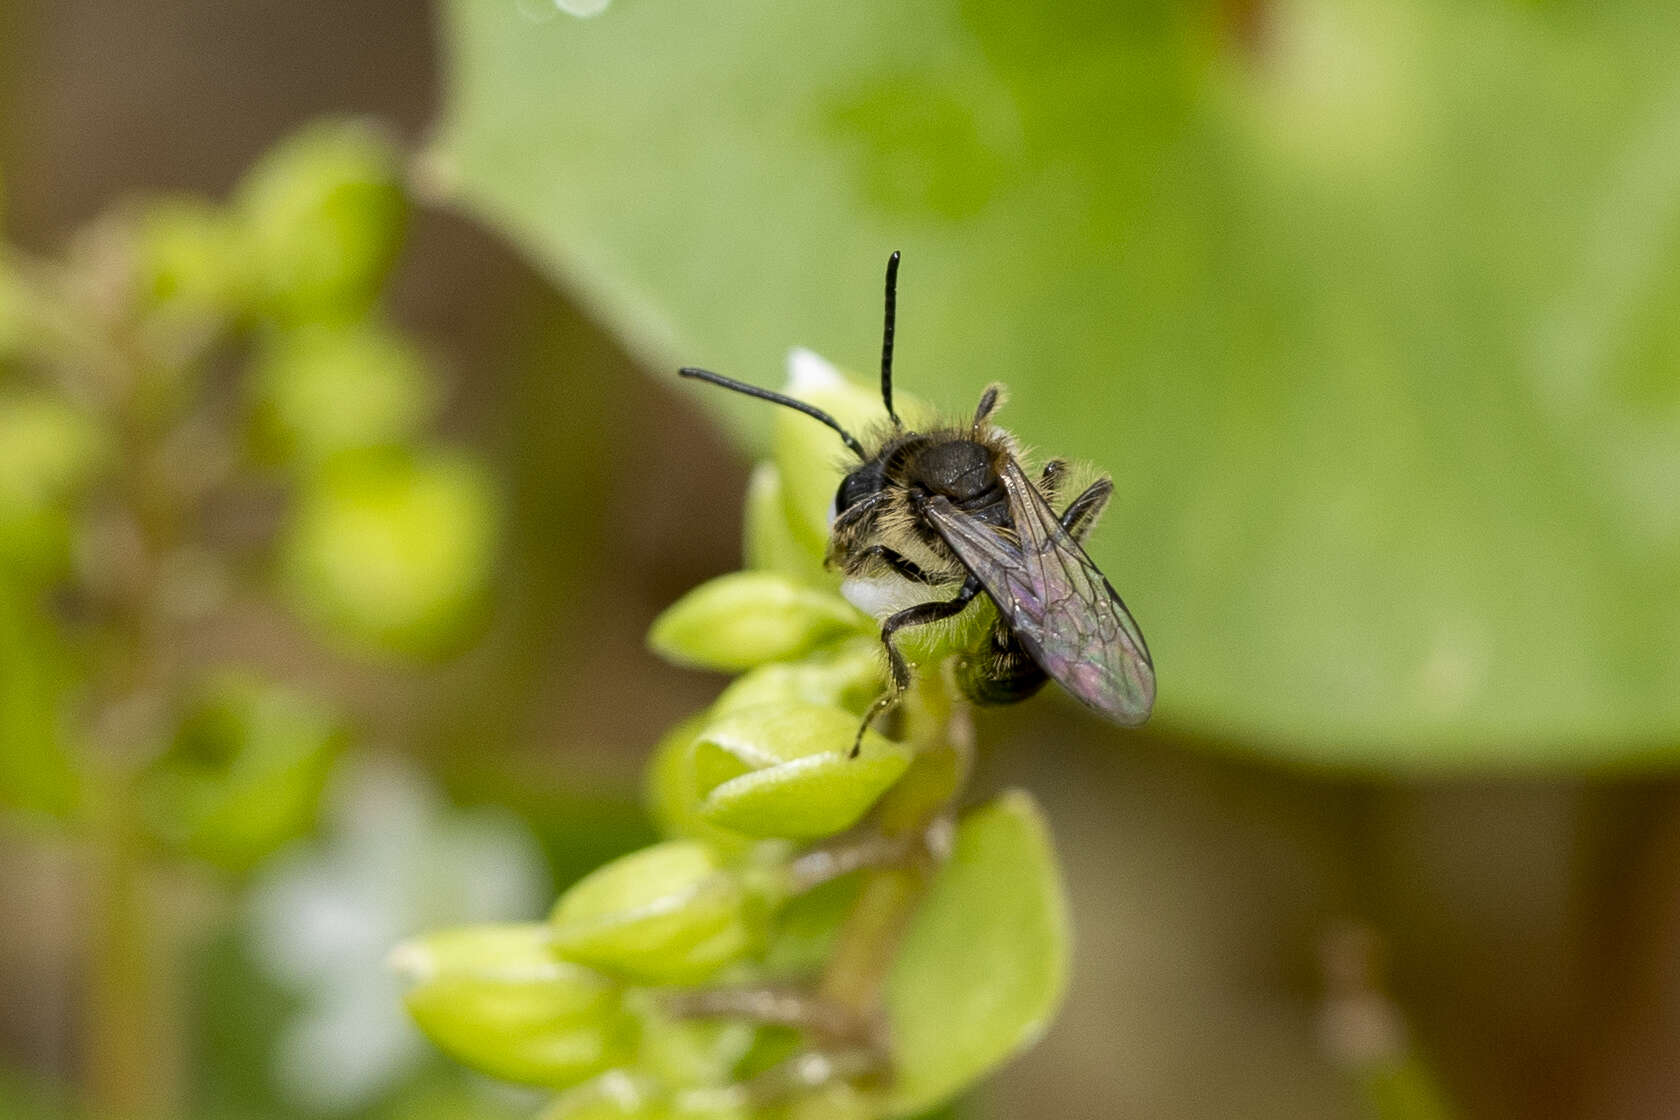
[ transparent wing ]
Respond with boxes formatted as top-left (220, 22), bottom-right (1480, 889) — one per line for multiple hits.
top-left (924, 458), bottom-right (1154, 725)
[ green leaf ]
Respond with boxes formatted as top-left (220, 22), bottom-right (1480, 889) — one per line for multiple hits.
top-left (394, 922), bottom-right (634, 1088)
top-left (691, 704), bottom-right (911, 840)
top-left (434, 0), bottom-right (1680, 769)
top-left (648, 572), bottom-right (866, 673)
top-left (883, 790), bottom-right (1069, 1116)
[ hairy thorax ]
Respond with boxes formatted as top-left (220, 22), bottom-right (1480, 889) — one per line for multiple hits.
top-left (826, 427), bottom-right (1017, 609)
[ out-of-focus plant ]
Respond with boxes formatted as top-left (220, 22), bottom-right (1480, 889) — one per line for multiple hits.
top-left (0, 117), bottom-right (498, 1120)
top-left (397, 352), bottom-right (1068, 1119)
top-left (248, 755), bottom-right (550, 1112)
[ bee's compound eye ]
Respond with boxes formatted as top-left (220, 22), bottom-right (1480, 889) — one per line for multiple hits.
top-left (834, 471), bottom-right (871, 515)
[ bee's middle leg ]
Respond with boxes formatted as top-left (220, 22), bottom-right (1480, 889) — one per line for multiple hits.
top-left (849, 545), bottom-right (942, 585)
top-left (852, 576), bottom-right (981, 757)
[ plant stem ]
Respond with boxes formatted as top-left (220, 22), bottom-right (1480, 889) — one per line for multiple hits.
top-left (817, 669), bottom-right (969, 1018)
top-left (83, 770), bottom-right (177, 1120)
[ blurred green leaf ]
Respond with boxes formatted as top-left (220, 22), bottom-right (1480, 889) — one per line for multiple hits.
top-left (883, 790), bottom-right (1068, 1117)
top-left (434, 0), bottom-right (1680, 768)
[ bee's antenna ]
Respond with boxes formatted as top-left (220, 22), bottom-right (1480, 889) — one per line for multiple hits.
top-left (678, 367), bottom-right (866, 459)
top-left (880, 251), bottom-right (903, 427)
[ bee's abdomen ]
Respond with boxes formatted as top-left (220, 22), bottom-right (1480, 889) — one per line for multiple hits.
top-left (957, 625), bottom-right (1049, 707)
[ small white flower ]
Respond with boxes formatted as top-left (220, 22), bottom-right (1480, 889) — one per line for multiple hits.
top-left (247, 754), bottom-right (548, 1113)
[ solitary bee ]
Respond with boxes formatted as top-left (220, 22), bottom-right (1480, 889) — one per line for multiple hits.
top-left (680, 253), bottom-right (1154, 750)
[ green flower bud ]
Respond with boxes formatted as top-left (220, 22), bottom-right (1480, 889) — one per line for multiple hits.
top-left (137, 674), bottom-right (343, 873)
top-left (775, 1083), bottom-right (878, 1120)
top-left (769, 350), bottom-right (888, 559)
top-left (644, 716), bottom-right (757, 854)
top-left (627, 992), bottom-right (757, 1088)
top-left (691, 704), bottom-right (910, 840)
top-left (542, 1074), bottom-right (748, 1120)
top-left (133, 195), bottom-right (248, 320)
top-left (280, 449), bottom-right (497, 657)
top-left (393, 923), bottom-right (633, 1088)
top-left (549, 840), bottom-right (766, 985)
top-left (250, 321), bottom-right (438, 466)
top-left (742, 462), bottom-right (827, 584)
top-left (235, 117), bottom-right (406, 323)
top-left (648, 572), bottom-right (865, 673)
top-left (0, 393), bottom-right (108, 572)
top-left (542, 1074), bottom-right (661, 1120)
top-left (0, 394), bottom-right (108, 513)
top-left (709, 639), bottom-right (881, 721)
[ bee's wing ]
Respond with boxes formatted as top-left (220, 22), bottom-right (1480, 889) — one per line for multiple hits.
top-left (924, 458), bottom-right (1155, 725)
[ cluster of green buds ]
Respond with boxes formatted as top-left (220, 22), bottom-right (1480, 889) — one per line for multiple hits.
top-left (0, 118), bottom-right (495, 859)
top-left (396, 352), bottom-right (1071, 1119)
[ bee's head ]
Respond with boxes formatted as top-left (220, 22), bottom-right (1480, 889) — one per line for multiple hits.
top-left (834, 458), bottom-right (888, 516)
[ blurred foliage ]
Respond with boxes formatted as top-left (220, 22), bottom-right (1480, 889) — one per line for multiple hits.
top-left (0, 113), bottom-right (512, 1120)
top-left (400, 360), bottom-right (1068, 1119)
top-left (247, 756), bottom-right (550, 1111)
top-left (281, 448), bottom-right (498, 658)
top-left (433, 0), bottom-right (1680, 770)
top-left (137, 674), bottom-right (345, 874)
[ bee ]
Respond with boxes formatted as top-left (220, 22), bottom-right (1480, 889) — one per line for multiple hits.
top-left (680, 252), bottom-right (1154, 751)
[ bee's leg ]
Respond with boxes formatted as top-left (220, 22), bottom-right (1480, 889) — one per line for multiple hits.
top-left (852, 576), bottom-right (981, 757)
top-left (1037, 458), bottom-right (1070, 502)
top-left (1060, 477), bottom-right (1113, 542)
top-left (972, 383), bottom-right (1005, 433)
top-left (849, 545), bottom-right (941, 585)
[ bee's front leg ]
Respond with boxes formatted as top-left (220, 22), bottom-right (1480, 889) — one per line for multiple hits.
top-left (851, 576), bottom-right (982, 757)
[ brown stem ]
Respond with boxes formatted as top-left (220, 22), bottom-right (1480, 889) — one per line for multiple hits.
top-left (664, 984), bottom-right (876, 1046)
top-left (816, 669), bottom-right (971, 1018)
